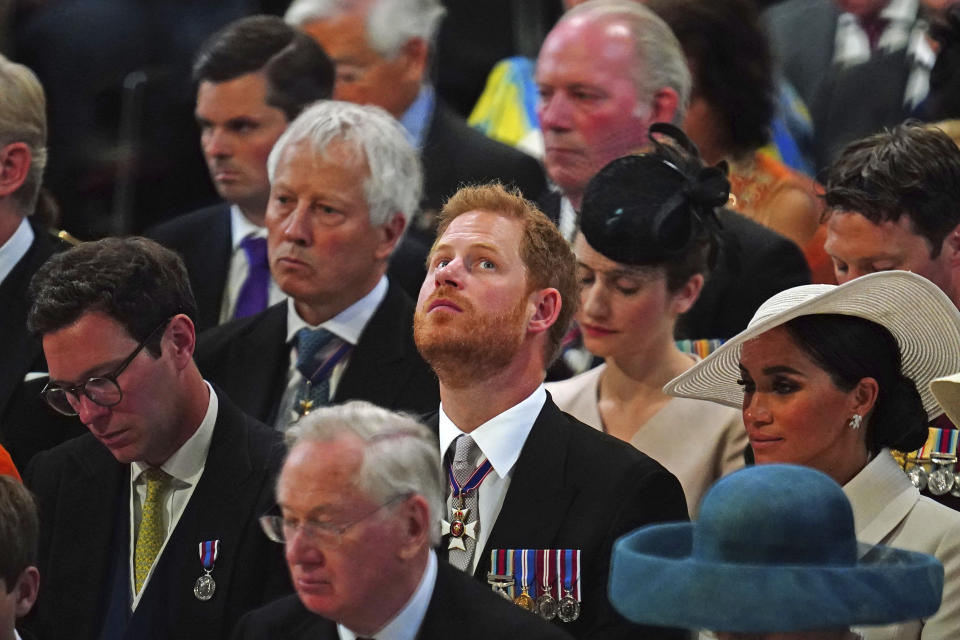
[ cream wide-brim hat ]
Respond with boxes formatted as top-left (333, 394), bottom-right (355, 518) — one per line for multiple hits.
top-left (931, 372), bottom-right (960, 425)
top-left (664, 271), bottom-right (960, 419)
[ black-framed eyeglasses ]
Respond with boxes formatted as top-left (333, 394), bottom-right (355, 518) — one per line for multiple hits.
top-left (259, 493), bottom-right (411, 547)
top-left (41, 320), bottom-right (170, 417)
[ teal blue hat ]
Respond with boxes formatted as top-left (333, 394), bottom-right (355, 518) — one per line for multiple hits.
top-left (609, 464), bottom-right (944, 633)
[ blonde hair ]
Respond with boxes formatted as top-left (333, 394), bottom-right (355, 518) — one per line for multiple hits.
top-left (0, 55), bottom-right (46, 214)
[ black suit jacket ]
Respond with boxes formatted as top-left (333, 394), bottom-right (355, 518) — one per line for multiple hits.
top-left (22, 389), bottom-right (291, 640)
top-left (430, 397), bottom-right (689, 639)
top-left (231, 558), bottom-right (573, 639)
top-left (146, 203), bottom-right (232, 333)
top-left (0, 222), bottom-right (66, 419)
top-left (196, 282), bottom-right (439, 425)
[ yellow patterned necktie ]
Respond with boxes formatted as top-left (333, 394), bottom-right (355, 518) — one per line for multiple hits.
top-left (134, 467), bottom-right (171, 593)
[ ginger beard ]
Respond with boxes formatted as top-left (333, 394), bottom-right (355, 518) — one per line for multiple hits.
top-left (414, 285), bottom-right (531, 387)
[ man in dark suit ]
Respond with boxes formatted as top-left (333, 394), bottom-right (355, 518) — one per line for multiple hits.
top-left (412, 183), bottom-right (689, 639)
top-left (147, 16), bottom-right (334, 332)
top-left (233, 401), bottom-right (572, 639)
top-left (21, 237), bottom-right (290, 640)
top-left (283, 0), bottom-right (547, 298)
top-left (535, 1), bottom-right (809, 340)
top-left (0, 54), bottom-right (80, 469)
top-left (196, 101), bottom-right (438, 429)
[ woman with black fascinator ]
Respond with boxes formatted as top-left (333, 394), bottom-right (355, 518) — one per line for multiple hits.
top-left (546, 124), bottom-right (747, 516)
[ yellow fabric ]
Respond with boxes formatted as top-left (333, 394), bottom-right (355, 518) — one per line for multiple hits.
top-left (468, 58), bottom-right (537, 148)
top-left (134, 467), bottom-right (171, 593)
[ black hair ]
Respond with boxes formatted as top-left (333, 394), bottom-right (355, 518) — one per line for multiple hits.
top-left (28, 237), bottom-right (198, 357)
top-left (579, 123), bottom-right (727, 293)
top-left (192, 15), bottom-right (334, 121)
top-left (783, 314), bottom-right (928, 455)
top-left (824, 122), bottom-right (960, 258)
top-left (649, 0), bottom-right (775, 158)
top-left (0, 476), bottom-right (38, 592)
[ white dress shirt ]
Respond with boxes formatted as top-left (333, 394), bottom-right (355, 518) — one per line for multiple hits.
top-left (0, 217), bottom-right (34, 286)
top-left (337, 551), bottom-right (438, 640)
top-left (128, 382), bottom-right (218, 608)
top-left (437, 385), bottom-right (547, 573)
top-left (218, 205), bottom-right (285, 323)
top-left (275, 276), bottom-right (388, 430)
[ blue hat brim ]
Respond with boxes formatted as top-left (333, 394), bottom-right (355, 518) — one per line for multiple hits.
top-left (609, 524), bottom-right (944, 633)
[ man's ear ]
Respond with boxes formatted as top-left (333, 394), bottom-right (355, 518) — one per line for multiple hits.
top-left (0, 143), bottom-right (31, 198)
top-left (396, 495), bottom-right (431, 560)
top-left (398, 38), bottom-right (429, 86)
top-left (649, 87), bottom-right (681, 127)
top-left (374, 212), bottom-right (406, 261)
top-left (527, 288), bottom-right (562, 336)
top-left (164, 314), bottom-right (197, 368)
top-left (944, 223), bottom-right (960, 267)
top-left (14, 566), bottom-right (40, 618)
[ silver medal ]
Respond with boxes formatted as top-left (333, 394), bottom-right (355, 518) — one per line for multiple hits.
top-left (907, 463), bottom-right (928, 490)
top-left (558, 589), bottom-right (580, 623)
top-left (193, 571), bottom-right (216, 601)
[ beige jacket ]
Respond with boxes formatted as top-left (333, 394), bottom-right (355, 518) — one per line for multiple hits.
top-left (545, 363), bottom-right (747, 516)
top-left (847, 450), bottom-right (960, 640)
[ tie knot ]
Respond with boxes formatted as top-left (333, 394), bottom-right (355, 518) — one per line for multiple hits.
top-left (295, 327), bottom-right (337, 375)
top-left (240, 235), bottom-right (268, 267)
top-left (142, 467), bottom-right (171, 485)
top-left (452, 435), bottom-right (480, 471)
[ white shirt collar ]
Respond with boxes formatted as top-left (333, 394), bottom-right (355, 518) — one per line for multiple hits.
top-left (285, 275), bottom-right (388, 346)
top-left (337, 551), bottom-right (438, 640)
top-left (229, 204), bottom-right (267, 250)
top-left (131, 382), bottom-right (218, 485)
top-left (437, 385), bottom-right (547, 480)
top-left (0, 217), bottom-right (34, 285)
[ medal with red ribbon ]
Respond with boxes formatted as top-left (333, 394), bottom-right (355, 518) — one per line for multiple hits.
top-left (193, 540), bottom-right (219, 601)
top-left (440, 459), bottom-right (493, 550)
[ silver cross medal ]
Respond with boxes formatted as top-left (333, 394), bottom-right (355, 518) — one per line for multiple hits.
top-left (441, 497), bottom-right (477, 550)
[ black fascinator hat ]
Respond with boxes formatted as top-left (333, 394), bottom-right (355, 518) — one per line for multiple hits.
top-left (579, 123), bottom-right (729, 267)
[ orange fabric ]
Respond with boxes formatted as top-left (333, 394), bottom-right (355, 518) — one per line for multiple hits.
top-left (729, 152), bottom-right (835, 284)
top-left (0, 444), bottom-right (21, 481)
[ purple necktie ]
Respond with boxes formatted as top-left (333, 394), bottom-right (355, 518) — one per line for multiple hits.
top-left (234, 236), bottom-right (270, 319)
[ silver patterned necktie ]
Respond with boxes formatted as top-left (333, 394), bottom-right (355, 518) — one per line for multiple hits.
top-left (448, 434), bottom-right (483, 571)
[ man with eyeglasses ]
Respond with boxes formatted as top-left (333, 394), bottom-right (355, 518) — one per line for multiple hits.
top-left (20, 237), bottom-right (291, 640)
top-left (233, 400), bottom-right (571, 640)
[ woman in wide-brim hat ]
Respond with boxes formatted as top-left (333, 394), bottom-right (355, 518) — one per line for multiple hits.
top-left (546, 124), bottom-right (747, 517)
top-left (664, 270), bottom-right (960, 639)
top-left (608, 463), bottom-right (944, 638)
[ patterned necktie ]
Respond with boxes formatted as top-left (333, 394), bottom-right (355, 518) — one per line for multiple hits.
top-left (134, 467), bottom-right (172, 593)
top-left (293, 327), bottom-right (347, 416)
top-left (234, 235), bottom-right (270, 319)
top-left (448, 435), bottom-right (483, 571)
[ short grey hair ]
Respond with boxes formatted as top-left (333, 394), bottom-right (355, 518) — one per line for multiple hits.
top-left (285, 0), bottom-right (447, 59)
top-left (267, 100), bottom-right (422, 227)
top-left (563, 0), bottom-right (690, 122)
top-left (285, 401), bottom-right (444, 545)
top-left (0, 55), bottom-right (47, 214)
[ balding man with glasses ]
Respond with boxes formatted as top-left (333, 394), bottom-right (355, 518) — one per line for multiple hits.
top-left (21, 237), bottom-right (291, 640)
top-left (233, 400), bottom-right (571, 640)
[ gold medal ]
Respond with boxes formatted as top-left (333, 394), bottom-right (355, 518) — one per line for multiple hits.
top-left (514, 584), bottom-right (537, 612)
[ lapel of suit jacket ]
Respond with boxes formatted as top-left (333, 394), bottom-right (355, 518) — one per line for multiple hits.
top-left (282, 604), bottom-right (338, 639)
top-left (0, 229), bottom-right (60, 416)
top-left (133, 392), bottom-right (259, 627)
top-left (214, 303), bottom-right (290, 425)
top-left (473, 398), bottom-right (578, 579)
top-left (193, 205), bottom-right (233, 332)
top-left (60, 440), bottom-right (128, 638)
top-left (333, 283), bottom-right (412, 406)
